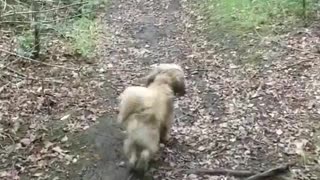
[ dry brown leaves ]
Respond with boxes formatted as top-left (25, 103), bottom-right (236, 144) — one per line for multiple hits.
top-left (1, 0), bottom-right (320, 179)
top-left (0, 31), bottom-right (109, 179)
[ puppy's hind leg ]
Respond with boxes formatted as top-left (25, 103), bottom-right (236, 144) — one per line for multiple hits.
top-left (124, 138), bottom-right (137, 169)
top-left (160, 125), bottom-right (169, 143)
top-left (160, 115), bottom-right (173, 143)
top-left (135, 149), bottom-right (150, 173)
top-left (136, 140), bottom-right (159, 173)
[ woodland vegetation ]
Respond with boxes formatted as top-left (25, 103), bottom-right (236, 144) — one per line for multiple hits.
top-left (0, 0), bottom-right (319, 179)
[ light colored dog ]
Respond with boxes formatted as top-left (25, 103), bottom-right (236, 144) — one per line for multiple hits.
top-left (117, 63), bottom-right (186, 174)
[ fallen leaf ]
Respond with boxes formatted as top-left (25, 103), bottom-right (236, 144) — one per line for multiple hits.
top-left (32, 172), bottom-right (43, 177)
top-left (198, 146), bottom-right (206, 151)
top-left (60, 114), bottom-right (71, 121)
top-left (20, 138), bottom-right (32, 146)
top-left (294, 139), bottom-right (308, 156)
top-left (61, 136), bottom-right (68, 143)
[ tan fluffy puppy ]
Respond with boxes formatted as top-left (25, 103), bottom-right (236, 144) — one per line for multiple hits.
top-left (144, 63), bottom-right (186, 142)
top-left (117, 63), bottom-right (185, 174)
top-left (118, 83), bottom-right (174, 174)
top-left (119, 63), bottom-right (185, 142)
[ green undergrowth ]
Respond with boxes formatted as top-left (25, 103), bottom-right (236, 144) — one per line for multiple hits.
top-left (61, 0), bottom-right (109, 58)
top-left (15, 0), bottom-right (109, 59)
top-left (197, 0), bottom-right (319, 35)
top-left (192, 0), bottom-right (319, 66)
top-left (59, 17), bottom-right (102, 58)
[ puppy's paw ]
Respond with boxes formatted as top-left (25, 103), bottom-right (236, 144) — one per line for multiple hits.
top-left (160, 134), bottom-right (171, 144)
top-left (152, 152), bottom-right (161, 162)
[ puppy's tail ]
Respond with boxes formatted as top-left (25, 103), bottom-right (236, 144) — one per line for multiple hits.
top-left (118, 90), bottom-right (144, 124)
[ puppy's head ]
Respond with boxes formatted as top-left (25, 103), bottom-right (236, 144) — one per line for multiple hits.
top-left (145, 63), bottom-right (186, 96)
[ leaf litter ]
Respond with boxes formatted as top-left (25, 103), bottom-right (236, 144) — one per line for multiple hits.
top-left (1, 0), bottom-right (320, 179)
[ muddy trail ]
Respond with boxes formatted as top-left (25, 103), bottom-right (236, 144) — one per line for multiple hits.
top-left (53, 0), bottom-right (320, 180)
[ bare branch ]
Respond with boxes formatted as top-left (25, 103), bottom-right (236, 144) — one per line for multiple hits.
top-left (0, 48), bottom-right (79, 71)
top-left (164, 162), bottom-right (295, 179)
top-left (185, 168), bottom-right (255, 177)
top-left (245, 164), bottom-right (293, 180)
top-left (4, 67), bottom-right (64, 84)
top-left (0, 1), bottom-right (88, 18)
top-left (0, 12), bottom-right (90, 24)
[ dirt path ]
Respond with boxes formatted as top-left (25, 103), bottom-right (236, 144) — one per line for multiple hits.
top-left (64, 0), bottom-right (196, 179)
top-left (58, 0), bottom-right (320, 179)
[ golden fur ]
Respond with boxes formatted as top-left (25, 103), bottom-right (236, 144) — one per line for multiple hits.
top-left (117, 63), bottom-right (186, 173)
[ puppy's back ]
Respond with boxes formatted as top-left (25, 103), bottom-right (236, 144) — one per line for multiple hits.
top-left (118, 86), bottom-right (154, 124)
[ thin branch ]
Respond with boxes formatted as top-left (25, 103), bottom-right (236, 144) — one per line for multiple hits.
top-left (185, 168), bottom-right (255, 177)
top-left (0, 82), bottom-right (11, 94)
top-left (278, 58), bottom-right (312, 71)
top-left (0, 1), bottom-right (88, 18)
top-left (0, 48), bottom-right (78, 71)
top-left (0, 11), bottom-right (91, 24)
top-left (5, 66), bottom-right (26, 77)
top-left (0, 0), bottom-right (7, 12)
top-left (245, 164), bottom-right (293, 180)
top-left (165, 162), bottom-right (295, 179)
top-left (0, 56), bottom-right (19, 71)
top-left (4, 67), bottom-right (64, 84)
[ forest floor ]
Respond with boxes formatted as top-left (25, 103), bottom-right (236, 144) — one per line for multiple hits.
top-left (1, 0), bottom-right (320, 180)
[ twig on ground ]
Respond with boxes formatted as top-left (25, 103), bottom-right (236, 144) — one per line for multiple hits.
top-left (254, 28), bottom-right (320, 57)
top-left (2, 132), bottom-right (15, 144)
top-left (0, 82), bottom-right (11, 93)
top-left (5, 66), bottom-right (26, 77)
top-left (185, 168), bottom-right (255, 177)
top-left (245, 163), bottom-right (293, 180)
top-left (278, 58), bottom-right (312, 71)
top-left (282, 43), bottom-right (320, 56)
top-left (210, 145), bottom-right (228, 158)
top-left (0, 48), bottom-right (78, 71)
top-left (1, 58), bottom-right (19, 70)
top-left (0, 11), bottom-right (92, 24)
top-left (163, 162), bottom-right (294, 179)
top-left (4, 67), bottom-right (64, 84)
top-left (176, 103), bottom-right (201, 120)
top-left (0, 0), bottom-right (7, 12)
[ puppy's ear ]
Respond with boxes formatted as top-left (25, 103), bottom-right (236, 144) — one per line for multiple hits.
top-left (144, 68), bottom-right (161, 86)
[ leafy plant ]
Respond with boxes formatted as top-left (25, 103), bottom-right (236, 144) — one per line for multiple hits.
top-left (68, 17), bottom-right (101, 58)
top-left (80, 0), bottom-right (109, 19)
top-left (54, 0), bottom-right (108, 58)
top-left (16, 31), bottom-right (35, 57)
